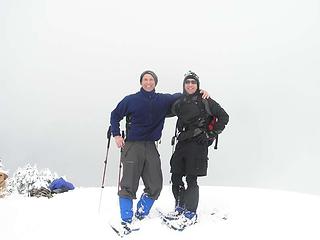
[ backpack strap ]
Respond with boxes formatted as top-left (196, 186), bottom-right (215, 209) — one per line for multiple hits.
top-left (214, 135), bottom-right (218, 149)
top-left (201, 98), bottom-right (213, 116)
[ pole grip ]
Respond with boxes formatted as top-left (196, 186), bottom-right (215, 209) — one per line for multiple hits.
top-left (121, 130), bottom-right (125, 139)
top-left (107, 126), bottom-right (112, 138)
top-left (107, 126), bottom-right (112, 148)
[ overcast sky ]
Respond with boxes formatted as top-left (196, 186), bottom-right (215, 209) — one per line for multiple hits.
top-left (1, 0), bottom-right (320, 194)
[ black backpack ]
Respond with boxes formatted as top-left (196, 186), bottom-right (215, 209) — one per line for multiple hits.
top-left (172, 96), bottom-right (219, 149)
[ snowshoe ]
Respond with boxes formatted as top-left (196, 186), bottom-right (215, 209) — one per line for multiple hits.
top-left (161, 210), bottom-right (198, 231)
top-left (157, 207), bottom-right (184, 221)
top-left (110, 221), bottom-right (140, 237)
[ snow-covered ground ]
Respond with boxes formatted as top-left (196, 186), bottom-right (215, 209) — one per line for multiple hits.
top-left (1, 186), bottom-right (320, 240)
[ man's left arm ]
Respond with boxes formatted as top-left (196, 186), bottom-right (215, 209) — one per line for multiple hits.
top-left (209, 98), bottom-right (229, 134)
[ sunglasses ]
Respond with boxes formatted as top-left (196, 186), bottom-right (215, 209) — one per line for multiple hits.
top-left (185, 79), bottom-right (197, 85)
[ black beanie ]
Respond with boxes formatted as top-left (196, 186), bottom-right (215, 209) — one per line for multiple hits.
top-left (140, 70), bottom-right (158, 86)
top-left (183, 71), bottom-right (200, 91)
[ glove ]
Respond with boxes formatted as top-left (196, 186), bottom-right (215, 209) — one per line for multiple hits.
top-left (195, 132), bottom-right (209, 144)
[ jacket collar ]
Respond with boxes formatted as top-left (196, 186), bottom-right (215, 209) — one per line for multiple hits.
top-left (183, 90), bottom-right (201, 100)
top-left (140, 87), bottom-right (156, 99)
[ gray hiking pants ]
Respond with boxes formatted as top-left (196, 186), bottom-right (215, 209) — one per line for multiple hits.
top-left (118, 141), bottom-right (163, 200)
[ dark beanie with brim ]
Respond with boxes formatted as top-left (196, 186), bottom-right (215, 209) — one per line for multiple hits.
top-left (140, 70), bottom-right (158, 86)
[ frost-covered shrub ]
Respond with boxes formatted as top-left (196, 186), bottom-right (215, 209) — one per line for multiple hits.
top-left (8, 164), bottom-right (58, 196)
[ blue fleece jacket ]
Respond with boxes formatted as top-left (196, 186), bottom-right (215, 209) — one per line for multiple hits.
top-left (110, 88), bottom-right (180, 141)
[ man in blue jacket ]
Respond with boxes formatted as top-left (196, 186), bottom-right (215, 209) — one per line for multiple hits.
top-left (110, 70), bottom-right (208, 234)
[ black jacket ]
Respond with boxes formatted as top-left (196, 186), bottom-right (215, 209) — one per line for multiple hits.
top-left (171, 91), bottom-right (229, 140)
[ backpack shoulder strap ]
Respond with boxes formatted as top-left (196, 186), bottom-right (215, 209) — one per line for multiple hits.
top-left (201, 98), bottom-right (213, 116)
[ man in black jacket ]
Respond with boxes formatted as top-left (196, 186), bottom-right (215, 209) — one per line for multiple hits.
top-left (167, 71), bottom-right (229, 230)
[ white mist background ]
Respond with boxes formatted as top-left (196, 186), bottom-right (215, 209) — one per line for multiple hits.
top-left (1, 0), bottom-right (320, 194)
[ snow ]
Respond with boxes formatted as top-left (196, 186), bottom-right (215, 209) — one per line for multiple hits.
top-left (1, 186), bottom-right (320, 240)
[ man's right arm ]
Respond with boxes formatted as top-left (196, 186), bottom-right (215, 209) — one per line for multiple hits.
top-left (110, 96), bottom-right (129, 148)
top-left (164, 93), bottom-right (181, 118)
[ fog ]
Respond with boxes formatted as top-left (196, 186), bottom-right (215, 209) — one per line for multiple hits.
top-left (1, 0), bottom-right (320, 194)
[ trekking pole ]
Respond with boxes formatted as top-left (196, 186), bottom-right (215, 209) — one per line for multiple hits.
top-left (171, 136), bottom-right (176, 155)
top-left (156, 139), bottom-right (161, 149)
top-left (101, 126), bottom-right (112, 188)
top-left (117, 130), bottom-right (125, 193)
top-left (171, 122), bottom-right (178, 155)
top-left (169, 126), bottom-right (177, 184)
top-left (98, 126), bottom-right (112, 213)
